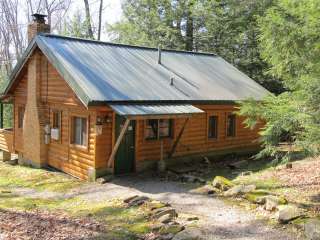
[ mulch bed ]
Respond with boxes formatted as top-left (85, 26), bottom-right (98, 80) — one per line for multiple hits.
top-left (0, 209), bottom-right (106, 240)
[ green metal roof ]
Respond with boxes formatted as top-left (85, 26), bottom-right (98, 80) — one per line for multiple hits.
top-left (110, 104), bottom-right (204, 118)
top-left (5, 34), bottom-right (270, 107)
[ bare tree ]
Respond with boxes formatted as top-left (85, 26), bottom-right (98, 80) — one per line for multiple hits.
top-left (83, 0), bottom-right (94, 39)
top-left (97, 0), bottom-right (103, 40)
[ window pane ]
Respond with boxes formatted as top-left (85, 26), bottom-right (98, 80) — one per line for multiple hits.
top-left (73, 117), bottom-right (81, 145)
top-left (81, 117), bottom-right (87, 146)
top-left (227, 114), bottom-right (236, 137)
top-left (53, 111), bottom-right (61, 129)
top-left (208, 116), bottom-right (218, 138)
top-left (145, 119), bottom-right (158, 139)
top-left (159, 119), bottom-right (171, 138)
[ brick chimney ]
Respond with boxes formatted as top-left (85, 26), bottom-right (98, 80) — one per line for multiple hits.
top-left (27, 13), bottom-right (50, 42)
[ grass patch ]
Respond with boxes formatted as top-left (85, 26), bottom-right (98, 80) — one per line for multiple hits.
top-left (0, 162), bottom-right (83, 192)
top-left (0, 162), bottom-right (151, 239)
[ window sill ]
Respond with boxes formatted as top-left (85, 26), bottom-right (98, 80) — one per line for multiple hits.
top-left (70, 143), bottom-right (88, 151)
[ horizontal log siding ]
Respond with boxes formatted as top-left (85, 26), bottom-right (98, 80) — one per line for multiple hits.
top-left (136, 105), bottom-right (262, 163)
top-left (0, 129), bottom-right (13, 152)
top-left (13, 71), bottom-right (28, 152)
top-left (95, 111), bottom-right (113, 170)
top-left (40, 52), bottom-right (97, 179)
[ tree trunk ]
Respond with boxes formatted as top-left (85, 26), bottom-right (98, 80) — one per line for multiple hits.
top-left (97, 0), bottom-right (103, 40)
top-left (83, 0), bottom-right (94, 39)
top-left (185, 8), bottom-right (193, 51)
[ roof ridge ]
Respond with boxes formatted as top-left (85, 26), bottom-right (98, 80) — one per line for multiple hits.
top-left (38, 33), bottom-right (217, 57)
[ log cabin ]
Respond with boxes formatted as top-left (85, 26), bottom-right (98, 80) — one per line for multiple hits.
top-left (0, 14), bottom-right (269, 180)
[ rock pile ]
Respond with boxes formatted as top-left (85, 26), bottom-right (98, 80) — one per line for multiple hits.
top-left (124, 196), bottom-right (189, 240)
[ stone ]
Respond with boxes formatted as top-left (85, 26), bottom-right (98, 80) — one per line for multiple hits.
top-left (277, 205), bottom-right (303, 223)
top-left (224, 185), bottom-right (245, 197)
top-left (124, 195), bottom-right (139, 203)
top-left (126, 196), bottom-right (150, 207)
top-left (265, 197), bottom-right (278, 211)
top-left (7, 159), bottom-right (18, 166)
top-left (228, 160), bottom-right (248, 169)
top-left (151, 223), bottom-right (165, 231)
top-left (159, 233), bottom-right (175, 240)
top-left (223, 184), bottom-right (256, 197)
top-left (166, 171), bottom-right (180, 181)
top-left (286, 163), bottom-right (293, 169)
top-left (152, 207), bottom-right (178, 220)
top-left (190, 185), bottom-right (216, 195)
top-left (172, 227), bottom-right (207, 240)
top-left (212, 176), bottom-right (234, 191)
top-left (180, 174), bottom-right (205, 184)
top-left (241, 171), bottom-right (252, 176)
top-left (96, 175), bottom-right (112, 184)
top-left (159, 224), bottom-right (184, 235)
top-left (147, 201), bottom-right (169, 211)
top-left (158, 214), bottom-right (174, 224)
top-left (304, 218), bottom-right (320, 240)
top-left (187, 216), bottom-right (199, 221)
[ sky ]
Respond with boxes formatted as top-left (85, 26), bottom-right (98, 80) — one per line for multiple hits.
top-left (17, 0), bottom-right (123, 41)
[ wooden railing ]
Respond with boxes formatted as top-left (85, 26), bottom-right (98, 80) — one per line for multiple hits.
top-left (0, 128), bottom-right (13, 153)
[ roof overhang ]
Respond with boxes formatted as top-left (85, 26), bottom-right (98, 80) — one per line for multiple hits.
top-left (109, 104), bottom-right (204, 119)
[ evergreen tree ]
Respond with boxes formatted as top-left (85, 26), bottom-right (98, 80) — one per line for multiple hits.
top-left (239, 0), bottom-right (320, 161)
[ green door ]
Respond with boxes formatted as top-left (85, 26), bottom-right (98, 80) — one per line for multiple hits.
top-left (115, 115), bottom-right (135, 175)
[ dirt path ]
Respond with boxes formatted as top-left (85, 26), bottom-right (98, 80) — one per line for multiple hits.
top-left (70, 175), bottom-right (302, 240)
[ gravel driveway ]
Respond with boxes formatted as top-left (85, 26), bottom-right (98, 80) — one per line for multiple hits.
top-left (72, 174), bottom-right (303, 240)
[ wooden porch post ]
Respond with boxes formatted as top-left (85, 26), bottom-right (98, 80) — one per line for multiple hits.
top-left (107, 118), bottom-right (130, 168)
top-left (168, 118), bottom-right (189, 158)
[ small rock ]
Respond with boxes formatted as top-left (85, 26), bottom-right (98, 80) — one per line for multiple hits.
top-left (166, 171), bottom-right (180, 181)
top-left (159, 233), bottom-right (175, 240)
top-left (264, 195), bottom-right (288, 211)
top-left (127, 196), bottom-right (150, 207)
top-left (151, 223), bottom-right (165, 231)
top-left (1, 190), bottom-right (12, 194)
top-left (212, 176), bottom-right (234, 191)
top-left (228, 160), bottom-right (248, 169)
top-left (202, 157), bottom-right (210, 165)
top-left (304, 218), bottom-right (320, 240)
top-left (191, 185), bottom-right (216, 195)
top-left (277, 205), bottom-right (303, 223)
top-left (96, 175), bottom-right (112, 184)
top-left (158, 214), bottom-right (174, 224)
top-left (187, 216), bottom-right (199, 221)
top-left (180, 174), bottom-right (205, 184)
top-left (172, 227), bottom-right (207, 240)
top-left (241, 171), bottom-right (252, 176)
top-left (124, 195), bottom-right (139, 203)
top-left (265, 197), bottom-right (278, 211)
top-left (8, 159), bottom-right (18, 165)
top-left (286, 163), bottom-right (293, 169)
top-left (152, 207), bottom-right (178, 220)
top-left (224, 185), bottom-right (244, 197)
top-left (223, 184), bottom-right (256, 197)
top-left (159, 224), bottom-right (184, 235)
top-left (147, 201), bottom-right (169, 211)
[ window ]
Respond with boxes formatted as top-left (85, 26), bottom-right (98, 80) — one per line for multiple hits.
top-left (227, 114), bottom-right (236, 137)
top-left (208, 116), bottom-right (218, 139)
top-left (71, 116), bottom-right (88, 146)
top-left (52, 111), bottom-right (61, 129)
top-left (18, 106), bottom-right (25, 128)
top-left (145, 119), bottom-right (172, 140)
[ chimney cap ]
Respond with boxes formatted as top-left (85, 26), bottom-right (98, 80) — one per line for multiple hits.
top-left (31, 13), bottom-right (47, 23)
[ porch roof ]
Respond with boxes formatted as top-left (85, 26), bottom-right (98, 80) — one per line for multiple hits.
top-left (109, 104), bottom-right (204, 119)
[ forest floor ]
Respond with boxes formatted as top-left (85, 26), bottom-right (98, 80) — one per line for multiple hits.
top-left (0, 158), bottom-right (305, 240)
top-left (233, 156), bottom-right (320, 217)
